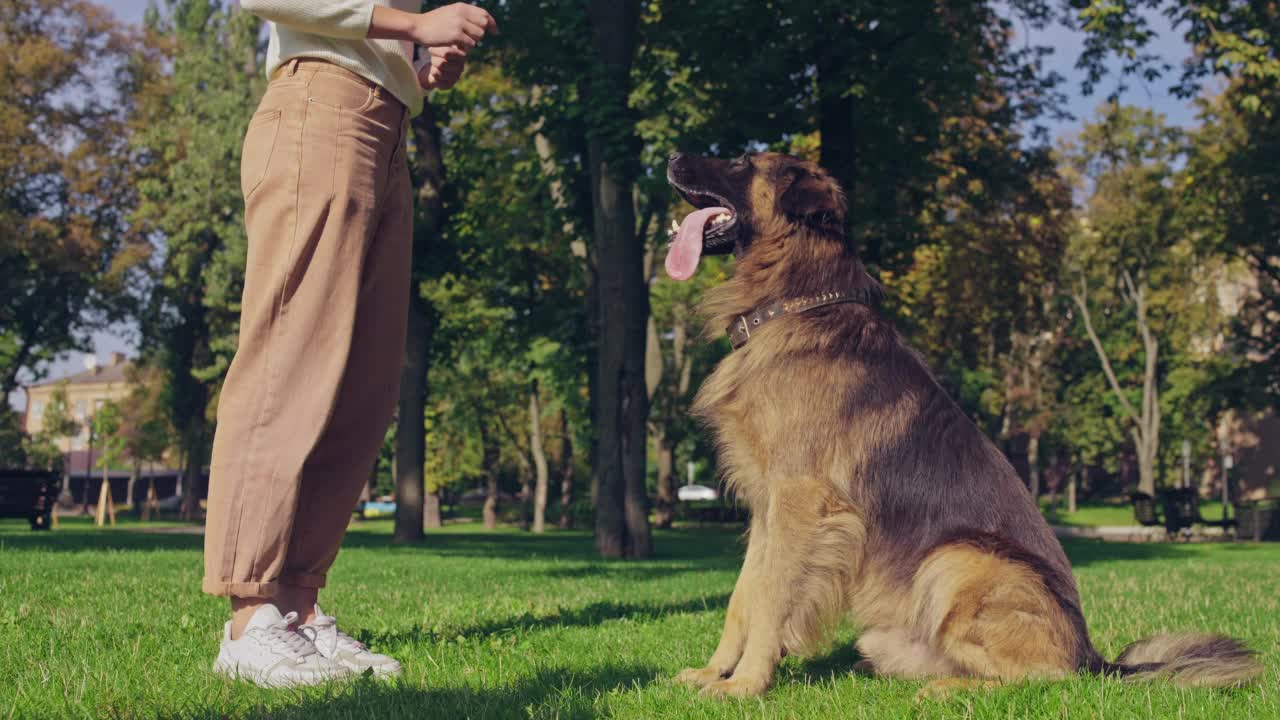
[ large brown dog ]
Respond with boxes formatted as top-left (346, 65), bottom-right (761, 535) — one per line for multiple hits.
top-left (662, 151), bottom-right (1262, 698)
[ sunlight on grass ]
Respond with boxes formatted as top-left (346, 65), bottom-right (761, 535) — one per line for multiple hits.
top-left (1, 519), bottom-right (1276, 719)
top-left (1042, 500), bottom-right (1230, 528)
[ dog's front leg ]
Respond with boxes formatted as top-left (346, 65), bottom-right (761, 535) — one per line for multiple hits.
top-left (702, 478), bottom-right (824, 698)
top-left (675, 514), bottom-right (766, 688)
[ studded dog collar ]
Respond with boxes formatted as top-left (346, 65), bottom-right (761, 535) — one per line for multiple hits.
top-left (726, 288), bottom-right (879, 350)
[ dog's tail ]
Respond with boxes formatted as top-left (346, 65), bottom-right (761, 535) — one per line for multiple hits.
top-left (1102, 633), bottom-right (1263, 688)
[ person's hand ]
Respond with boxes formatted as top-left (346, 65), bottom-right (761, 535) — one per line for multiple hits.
top-left (411, 3), bottom-right (498, 50)
top-left (418, 45), bottom-right (466, 90)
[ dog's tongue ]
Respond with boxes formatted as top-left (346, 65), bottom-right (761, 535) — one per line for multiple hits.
top-left (665, 207), bottom-right (729, 281)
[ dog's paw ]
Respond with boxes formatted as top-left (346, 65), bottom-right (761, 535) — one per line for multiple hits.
top-left (700, 676), bottom-right (769, 698)
top-left (674, 666), bottom-right (724, 688)
top-left (852, 659), bottom-right (876, 677)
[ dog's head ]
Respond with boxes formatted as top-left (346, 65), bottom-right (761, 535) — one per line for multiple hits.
top-left (664, 152), bottom-right (847, 280)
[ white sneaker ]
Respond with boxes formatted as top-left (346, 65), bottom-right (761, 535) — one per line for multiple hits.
top-left (213, 604), bottom-right (354, 688)
top-left (298, 604), bottom-right (403, 679)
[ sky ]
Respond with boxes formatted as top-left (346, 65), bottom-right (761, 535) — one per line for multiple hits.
top-left (6, 1), bottom-right (1206, 411)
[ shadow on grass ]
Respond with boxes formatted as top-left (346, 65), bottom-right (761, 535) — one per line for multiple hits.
top-left (342, 525), bottom-right (745, 565)
top-left (0, 523), bottom-right (744, 561)
top-left (1056, 537), bottom-right (1260, 567)
top-left (218, 662), bottom-right (663, 720)
top-left (790, 641), bottom-right (864, 685)
top-left (0, 527), bottom-right (204, 552)
top-left (5, 523), bottom-right (1268, 575)
top-left (356, 594), bottom-right (732, 647)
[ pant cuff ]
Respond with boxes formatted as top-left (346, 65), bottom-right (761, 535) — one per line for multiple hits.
top-left (202, 578), bottom-right (283, 598)
top-left (279, 570), bottom-right (327, 589)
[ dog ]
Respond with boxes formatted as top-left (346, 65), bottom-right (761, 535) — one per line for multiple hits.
top-left (662, 151), bottom-right (1263, 698)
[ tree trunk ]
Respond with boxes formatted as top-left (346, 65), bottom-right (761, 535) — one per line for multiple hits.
top-left (816, 14), bottom-right (859, 260)
top-left (529, 384), bottom-right (549, 533)
top-left (360, 462), bottom-right (374, 504)
top-left (1027, 432), bottom-right (1041, 503)
top-left (1072, 272), bottom-right (1160, 497)
top-left (1067, 470), bottom-right (1078, 514)
top-left (82, 426), bottom-right (95, 512)
top-left (557, 409), bottom-right (575, 529)
top-left (424, 491), bottom-right (442, 529)
top-left (58, 451), bottom-right (72, 506)
top-left (586, 0), bottom-right (651, 559)
top-left (1130, 270), bottom-right (1160, 497)
top-left (517, 471), bottom-right (532, 531)
top-left (394, 99), bottom-right (447, 544)
top-left (483, 474), bottom-right (499, 529)
top-left (179, 422), bottom-right (206, 521)
top-left (654, 425), bottom-right (675, 528)
top-left (393, 291), bottom-right (433, 544)
top-left (126, 463), bottom-right (140, 511)
top-left (480, 421), bottom-right (499, 529)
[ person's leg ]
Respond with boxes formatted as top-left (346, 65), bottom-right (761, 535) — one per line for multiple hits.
top-left (278, 112), bottom-right (413, 622)
top-left (202, 62), bottom-right (408, 639)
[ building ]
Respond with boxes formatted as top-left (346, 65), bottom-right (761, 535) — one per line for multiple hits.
top-left (20, 353), bottom-right (194, 507)
top-left (23, 353), bottom-right (133, 450)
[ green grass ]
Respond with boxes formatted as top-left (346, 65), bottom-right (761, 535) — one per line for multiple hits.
top-left (1042, 500), bottom-right (1230, 528)
top-left (2, 519), bottom-right (1277, 719)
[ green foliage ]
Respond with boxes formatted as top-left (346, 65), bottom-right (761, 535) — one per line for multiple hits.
top-left (129, 0), bottom-right (262, 474)
top-left (12, 385), bottom-right (77, 471)
top-left (0, 0), bottom-right (146, 396)
top-left (117, 365), bottom-right (175, 467)
top-left (1060, 104), bottom-right (1241, 488)
top-left (90, 400), bottom-right (127, 471)
top-left (39, 384), bottom-right (80, 444)
top-left (6, 0), bottom-right (1278, 510)
top-left (0, 409), bottom-right (28, 467)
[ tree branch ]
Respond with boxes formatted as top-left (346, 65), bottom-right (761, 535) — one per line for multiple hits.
top-left (1070, 274), bottom-right (1142, 430)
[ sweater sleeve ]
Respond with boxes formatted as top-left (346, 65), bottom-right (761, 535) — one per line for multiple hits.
top-left (239, 0), bottom-right (375, 40)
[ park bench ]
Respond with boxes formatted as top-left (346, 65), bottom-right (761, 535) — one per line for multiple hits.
top-left (0, 469), bottom-right (61, 530)
top-left (1130, 491), bottom-right (1162, 529)
top-left (1130, 488), bottom-right (1238, 540)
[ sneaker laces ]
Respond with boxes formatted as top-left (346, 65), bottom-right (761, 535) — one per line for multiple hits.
top-left (302, 612), bottom-right (368, 657)
top-left (247, 611), bottom-right (316, 660)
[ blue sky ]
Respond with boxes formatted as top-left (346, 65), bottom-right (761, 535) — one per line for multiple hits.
top-left (7, 1), bottom-right (1206, 410)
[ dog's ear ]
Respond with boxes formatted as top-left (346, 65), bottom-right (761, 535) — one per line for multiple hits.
top-left (779, 167), bottom-right (846, 232)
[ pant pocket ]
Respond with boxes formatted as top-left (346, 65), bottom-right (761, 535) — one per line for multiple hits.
top-left (241, 109), bottom-right (283, 199)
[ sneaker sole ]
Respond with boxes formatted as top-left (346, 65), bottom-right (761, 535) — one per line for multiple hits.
top-left (213, 659), bottom-right (353, 688)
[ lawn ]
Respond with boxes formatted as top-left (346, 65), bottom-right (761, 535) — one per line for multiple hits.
top-left (1, 519), bottom-right (1277, 719)
top-left (1042, 500), bottom-right (1230, 528)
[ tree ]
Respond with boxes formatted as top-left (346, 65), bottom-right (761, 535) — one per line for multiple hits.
top-left (90, 400), bottom-right (126, 525)
top-left (129, 0), bottom-right (262, 518)
top-left (661, 0), bottom-right (1067, 270)
top-left (394, 100), bottom-right (448, 544)
top-left (117, 365), bottom-right (174, 509)
top-left (1062, 105), bottom-right (1199, 495)
top-left (583, 0), bottom-right (652, 559)
top-left (647, 253), bottom-right (728, 527)
top-left (0, 0), bottom-right (146, 397)
top-left (39, 384), bottom-right (80, 500)
top-left (0, 410), bottom-right (30, 468)
top-left (411, 55), bottom-right (590, 536)
top-left (1186, 87), bottom-right (1280, 405)
top-left (1068, 1), bottom-right (1280, 403)
top-left (529, 381), bottom-right (550, 533)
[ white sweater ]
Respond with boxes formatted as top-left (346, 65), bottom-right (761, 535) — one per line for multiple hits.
top-left (241, 0), bottom-right (424, 116)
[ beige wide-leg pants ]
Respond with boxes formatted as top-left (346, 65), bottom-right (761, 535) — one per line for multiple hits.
top-left (203, 59), bottom-right (412, 598)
